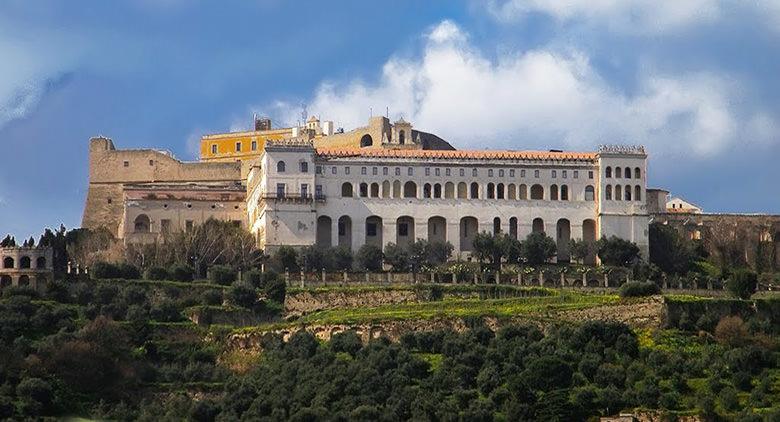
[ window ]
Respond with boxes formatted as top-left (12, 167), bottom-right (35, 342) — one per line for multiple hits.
top-left (487, 183), bottom-right (495, 199)
top-left (360, 183), bottom-right (368, 197)
top-left (510, 169), bottom-right (515, 177)
top-left (534, 170), bottom-right (540, 178)
top-left (301, 184), bottom-right (308, 198)
top-left (561, 185), bottom-right (569, 200)
top-left (605, 185), bottom-right (612, 200)
top-left (185, 220), bottom-right (194, 232)
top-left (316, 165), bottom-right (322, 174)
top-left (616, 167), bottom-right (622, 178)
top-left (460, 169), bottom-right (465, 177)
top-left (573, 170), bottom-right (578, 179)
top-left (530, 184), bottom-right (544, 200)
top-left (562, 170), bottom-right (567, 179)
top-left (383, 167), bottom-right (388, 175)
top-left (211, 144), bottom-right (217, 154)
top-left (149, 159), bottom-right (154, 166)
top-left (606, 167), bottom-right (612, 178)
top-left (550, 184), bottom-right (559, 200)
top-left (499, 169), bottom-right (504, 177)
top-left (521, 169), bottom-right (526, 177)
top-left (277, 161), bottom-right (286, 172)
top-left (315, 185), bottom-right (323, 198)
top-left (425, 168), bottom-right (431, 176)
top-left (584, 185), bottom-right (595, 201)
top-left (123, 161), bottom-right (129, 167)
top-left (589, 171), bottom-right (594, 179)
top-left (345, 167), bottom-right (350, 175)
top-left (366, 223), bottom-right (377, 237)
top-left (407, 167), bottom-right (413, 176)
top-left (445, 168), bottom-right (451, 176)
top-left (635, 185), bottom-right (641, 201)
top-left (552, 170), bottom-right (557, 178)
top-left (398, 223), bottom-right (409, 237)
top-left (615, 184), bottom-right (622, 200)
top-left (134, 214), bottom-right (151, 233)
top-left (488, 169), bottom-right (494, 177)
top-left (341, 183), bottom-right (353, 197)
top-left (236, 142), bottom-right (241, 152)
top-left (332, 166), bottom-right (337, 174)
top-left (435, 168), bottom-right (441, 176)
top-left (395, 167), bottom-right (401, 176)
top-left (472, 168), bottom-right (478, 177)
top-left (276, 183), bottom-right (286, 198)
top-left (625, 185), bottom-right (632, 201)
top-left (338, 222), bottom-right (346, 236)
top-left (300, 162), bottom-right (309, 173)
top-left (251, 140), bottom-right (257, 151)
top-left (361, 167), bottom-right (367, 175)
top-left (372, 167), bottom-right (378, 176)
top-left (635, 167), bottom-right (641, 179)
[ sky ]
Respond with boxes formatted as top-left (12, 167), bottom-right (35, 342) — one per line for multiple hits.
top-left (1, 0), bottom-right (780, 239)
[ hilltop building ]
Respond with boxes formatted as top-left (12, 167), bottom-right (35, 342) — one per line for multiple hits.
top-left (0, 246), bottom-right (53, 289)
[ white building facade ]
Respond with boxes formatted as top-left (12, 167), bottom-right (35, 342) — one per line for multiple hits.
top-left (248, 141), bottom-right (650, 262)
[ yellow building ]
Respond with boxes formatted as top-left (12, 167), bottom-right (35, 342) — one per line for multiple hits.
top-left (200, 128), bottom-right (293, 162)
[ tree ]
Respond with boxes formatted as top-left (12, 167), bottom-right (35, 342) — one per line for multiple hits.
top-left (426, 241), bottom-right (454, 266)
top-left (649, 223), bottom-right (695, 274)
top-left (227, 284), bottom-right (257, 309)
top-left (522, 232), bottom-right (556, 266)
top-left (597, 236), bottom-right (640, 267)
top-left (726, 269), bottom-right (757, 299)
top-left (356, 244), bottom-right (383, 271)
top-left (472, 232), bottom-right (498, 266)
top-left (714, 316), bottom-right (750, 347)
top-left (570, 238), bottom-right (595, 265)
top-left (332, 246), bottom-right (353, 271)
top-left (274, 246), bottom-right (299, 272)
top-left (0, 235), bottom-right (16, 247)
top-left (297, 246), bottom-right (332, 271)
top-left (383, 243), bottom-right (409, 272)
top-left (408, 239), bottom-right (429, 272)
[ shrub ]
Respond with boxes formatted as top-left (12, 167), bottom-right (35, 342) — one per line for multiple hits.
top-left (263, 276), bottom-right (286, 303)
top-left (201, 289), bottom-right (223, 306)
top-left (298, 246), bottom-right (333, 271)
top-left (522, 232), bottom-right (557, 266)
top-left (618, 281), bottom-right (660, 298)
top-left (169, 264), bottom-right (194, 282)
top-left (227, 284), bottom-right (257, 309)
top-left (150, 299), bottom-right (182, 322)
top-left (332, 246), bottom-right (353, 271)
top-left (118, 263), bottom-right (141, 279)
top-left (145, 267), bottom-right (169, 280)
top-left (726, 269), bottom-right (757, 299)
top-left (209, 265), bottom-right (236, 285)
top-left (714, 316), bottom-right (750, 347)
top-left (597, 236), bottom-right (640, 267)
top-left (355, 244), bottom-right (383, 272)
top-left (274, 246), bottom-right (299, 272)
top-left (383, 242), bottom-right (409, 272)
top-left (91, 261), bottom-right (122, 279)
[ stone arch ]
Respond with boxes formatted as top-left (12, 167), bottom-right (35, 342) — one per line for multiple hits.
top-left (634, 167), bottom-right (641, 179)
top-left (404, 181), bottom-right (418, 198)
top-left (444, 182), bottom-right (455, 199)
top-left (470, 182), bottom-right (479, 199)
top-left (134, 214), bottom-right (151, 233)
top-left (316, 216), bottom-right (332, 247)
top-left (359, 183), bottom-right (369, 198)
top-left (583, 219), bottom-right (597, 265)
top-left (585, 185), bottom-right (595, 201)
top-left (370, 182), bottom-right (380, 198)
top-left (509, 217), bottom-right (518, 239)
top-left (360, 134), bottom-right (373, 147)
top-left (277, 161), bottom-right (286, 172)
top-left (624, 185), bottom-right (632, 201)
top-left (457, 182), bottom-right (467, 198)
top-left (0, 275), bottom-right (11, 289)
top-left (2, 257), bottom-right (13, 269)
top-left (428, 216), bottom-right (446, 244)
top-left (556, 219), bottom-right (571, 263)
top-left (560, 185), bottom-right (569, 201)
top-left (393, 180), bottom-right (401, 198)
top-left (460, 217), bottom-right (478, 252)
top-left (606, 166), bottom-right (612, 178)
top-left (423, 183), bottom-right (432, 198)
top-left (36, 256), bottom-right (46, 269)
top-left (615, 167), bottom-right (622, 178)
top-left (366, 216), bottom-right (383, 247)
top-left (550, 184), bottom-right (559, 200)
top-left (507, 183), bottom-right (516, 200)
top-left (532, 218), bottom-right (545, 234)
top-left (20, 256), bottom-right (31, 269)
top-left (615, 184), bottom-right (622, 200)
top-left (341, 182), bottom-right (354, 197)
top-left (487, 183), bottom-right (495, 199)
top-left (493, 217), bottom-right (501, 234)
top-left (519, 184), bottom-right (528, 200)
top-left (19, 275), bottom-right (30, 287)
top-left (530, 184), bottom-right (544, 200)
top-left (382, 180), bottom-right (391, 198)
top-left (338, 216), bottom-right (352, 250)
top-left (433, 183), bottom-right (442, 198)
top-left (396, 216), bottom-right (415, 247)
top-left (496, 183), bottom-right (505, 199)
top-left (398, 131), bottom-right (405, 144)
top-left (634, 185), bottom-right (641, 202)
top-left (606, 185), bottom-right (612, 200)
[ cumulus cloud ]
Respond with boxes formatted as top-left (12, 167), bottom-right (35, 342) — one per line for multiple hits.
top-left (260, 21), bottom-right (774, 159)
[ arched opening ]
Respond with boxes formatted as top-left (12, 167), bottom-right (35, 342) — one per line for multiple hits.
top-left (0, 275), bottom-right (11, 289)
top-left (360, 134), bottom-right (373, 147)
top-left (277, 161), bottom-right (286, 172)
top-left (2, 257), bottom-right (13, 269)
top-left (585, 185), bottom-right (595, 201)
top-left (36, 256), bottom-right (46, 269)
top-left (398, 131), bottom-right (405, 144)
top-left (530, 184), bottom-right (544, 200)
top-left (615, 184), bottom-right (622, 200)
top-left (423, 183), bottom-right (432, 198)
top-left (433, 183), bottom-right (442, 198)
top-left (532, 218), bottom-right (545, 234)
top-left (404, 181), bottom-right (417, 198)
top-left (134, 214), bottom-right (151, 233)
top-left (583, 219), bottom-right (597, 265)
top-left (20, 256), bottom-right (31, 269)
top-left (561, 185), bottom-right (569, 201)
top-left (605, 185), bottom-right (612, 200)
top-left (635, 185), bottom-right (642, 202)
top-left (519, 184), bottom-right (528, 200)
top-left (382, 181), bottom-right (391, 198)
top-left (493, 217), bottom-right (501, 234)
top-left (624, 167), bottom-right (631, 179)
top-left (341, 183), bottom-right (354, 198)
top-left (316, 216), bottom-right (332, 248)
top-left (300, 161), bottom-right (309, 173)
top-left (396, 216), bottom-right (415, 247)
top-left (445, 182), bottom-right (455, 198)
top-left (370, 183), bottom-right (380, 198)
top-left (634, 167), bottom-right (641, 179)
top-left (19, 275), bottom-right (30, 287)
top-left (338, 216), bottom-right (352, 250)
top-left (359, 183), bottom-right (369, 198)
top-left (428, 216), bottom-right (446, 244)
top-left (366, 216), bottom-right (383, 247)
top-left (496, 183), bottom-right (505, 199)
top-left (457, 182), bottom-right (467, 198)
top-left (556, 219), bottom-right (571, 263)
top-left (470, 182), bottom-right (480, 199)
top-left (507, 184), bottom-right (516, 200)
top-left (487, 183), bottom-right (495, 199)
top-left (615, 167), bottom-right (622, 178)
top-left (460, 217), bottom-right (478, 252)
top-left (624, 185), bottom-right (632, 201)
top-left (509, 217), bottom-right (518, 239)
top-left (606, 167), bottom-right (612, 178)
top-left (392, 180), bottom-right (401, 198)
top-left (550, 184), bottom-right (559, 201)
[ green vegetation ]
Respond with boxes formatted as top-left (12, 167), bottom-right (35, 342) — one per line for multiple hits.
top-left (619, 280), bottom-right (661, 297)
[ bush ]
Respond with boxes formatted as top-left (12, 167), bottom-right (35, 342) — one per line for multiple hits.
top-left (150, 299), bottom-right (183, 322)
top-left (332, 246), bottom-right (353, 271)
top-left (714, 316), bottom-right (750, 347)
top-left (274, 246), bottom-right (299, 272)
top-left (169, 264), bottom-right (194, 282)
top-left (597, 236), bottom-right (640, 267)
top-left (263, 276), bottom-right (286, 303)
top-left (91, 262), bottom-right (122, 279)
top-left (383, 243), bottom-right (409, 272)
top-left (726, 269), bottom-right (757, 299)
top-left (201, 289), bottom-right (223, 306)
top-left (522, 232), bottom-right (557, 266)
top-left (118, 263), bottom-right (141, 279)
top-left (209, 265), bottom-right (236, 285)
top-left (619, 281), bottom-right (660, 298)
top-left (298, 246), bottom-right (333, 271)
top-left (227, 284), bottom-right (257, 309)
top-left (144, 267), bottom-right (169, 280)
top-left (356, 244), bottom-right (383, 272)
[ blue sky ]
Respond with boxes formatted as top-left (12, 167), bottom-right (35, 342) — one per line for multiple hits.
top-left (1, 0), bottom-right (779, 239)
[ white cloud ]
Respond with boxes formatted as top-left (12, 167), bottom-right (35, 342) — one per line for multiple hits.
top-left (260, 21), bottom-right (774, 159)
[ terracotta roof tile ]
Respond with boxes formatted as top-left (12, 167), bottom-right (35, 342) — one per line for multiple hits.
top-left (315, 148), bottom-right (597, 162)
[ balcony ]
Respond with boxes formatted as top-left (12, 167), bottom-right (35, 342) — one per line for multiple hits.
top-left (260, 192), bottom-right (326, 204)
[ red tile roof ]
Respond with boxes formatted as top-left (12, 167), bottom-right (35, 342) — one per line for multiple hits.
top-left (316, 148), bottom-right (597, 162)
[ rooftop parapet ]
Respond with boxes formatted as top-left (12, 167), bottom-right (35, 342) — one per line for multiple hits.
top-left (598, 145), bottom-right (646, 155)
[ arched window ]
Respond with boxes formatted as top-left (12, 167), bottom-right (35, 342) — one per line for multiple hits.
top-left (392, 181), bottom-right (401, 198)
top-left (532, 218), bottom-right (545, 234)
top-left (496, 183), bottom-right (505, 199)
top-left (584, 185), bottom-right (595, 201)
top-left (134, 214), bottom-right (151, 233)
top-left (493, 217), bottom-right (501, 234)
top-left (300, 162), bottom-right (309, 173)
top-left (605, 185), bottom-right (612, 200)
top-left (624, 185), bottom-right (632, 201)
top-left (277, 161), bottom-right (286, 173)
top-left (360, 134), bottom-right (373, 147)
top-left (36, 256), bottom-right (46, 269)
top-left (615, 184), bottom-right (622, 200)
top-left (20, 256), bottom-right (31, 269)
top-left (605, 167), bottom-right (612, 178)
top-left (487, 183), bottom-right (495, 199)
top-left (370, 183), bottom-right (380, 198)
top-left (560, 185), bottom-right (569, 201)
top-left (635, 185), bottom-right (641, 201)
top-left (550, 184), bottom-right (559, 201)
top-left (398, 130), bottom-right (405, 144)
top-left (341, 183), bottom-right (353, 197)
top-left (444, 182), bottom-right (454, 198)
top-left (507, 183), bottom-right (516, 200)
top-left (519, 184), bottom-right (528, 200)
top-left (404, 181), bottom-right (417, 198)
top-left (3, 257), bottom-right (13, 269)
top-left (433, 183), bottom-right (442, 198)
top-left (615, 167), bottom-right (622, 178)
top-left (634, 167), bottom-right (641, 179)
top-left (509, 217), bottom-right (518, 239)
top-left (382, 181), bottom-right (391, 198)
top-left (457, 182), bottom-right (467, 198)
top-left (470, 182), bottom-right (479, 199)
top-left (423, 183), bottom-right (432, 198)
top-left (359, 183), bottom-right (369, 197)
top-left (530, 184), bottom-right (544, 200)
